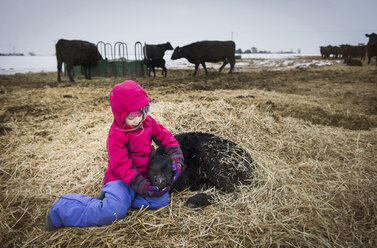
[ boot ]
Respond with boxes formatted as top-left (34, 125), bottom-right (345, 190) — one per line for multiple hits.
top-left (45, 212), bottom-right (58, 231)
top-left (96, 191), bottom-right (105, 200)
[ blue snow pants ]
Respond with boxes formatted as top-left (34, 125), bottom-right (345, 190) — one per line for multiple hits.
top-left (48, 180), bottom-right (170, 228)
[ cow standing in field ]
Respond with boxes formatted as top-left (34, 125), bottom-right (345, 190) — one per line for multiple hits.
top-left (365, 33), bottom-right (377, 65)
top-left (320, 45), bottom-right (342, 59)
top-left (143, 42), bottom-right (173, 59)
top-left (340, 44), bottom-right (366, 61)
top-left (320, 46), bottom-right (330, 59)
top-left (171, 40), bottom-right (236, 76)
top-left (56, 39), bottom-right (103, 82)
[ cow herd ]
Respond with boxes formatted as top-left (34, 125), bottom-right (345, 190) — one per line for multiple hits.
top-left (320, 44), bottom-right (365, 60)
top-left (55, 39), bottom-right (236, 82)
top-left (319, 33), bottom-right (377, 66)
top-left (55, 33), bottom-right (377, 82)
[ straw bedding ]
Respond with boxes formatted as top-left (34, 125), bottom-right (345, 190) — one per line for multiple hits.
top-left (0, 59), bottom-right (376, 247)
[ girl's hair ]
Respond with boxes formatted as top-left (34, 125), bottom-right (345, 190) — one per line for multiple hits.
top-left (123, 114), bottom-right (146, 135)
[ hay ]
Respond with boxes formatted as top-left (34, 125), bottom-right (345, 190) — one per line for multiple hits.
top-left (1, 60), bottom-right (377, 247)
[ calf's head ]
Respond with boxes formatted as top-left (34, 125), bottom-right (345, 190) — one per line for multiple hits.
top-left (143, 58), bottom-right (151, 66)
top-left (147, 151), bottom-right (172, 190)
top-left (165, 42), bottom-right (173, 50)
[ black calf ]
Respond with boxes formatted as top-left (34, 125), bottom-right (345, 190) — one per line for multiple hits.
top-left (344, 58), bottom-right (362, 66)
top-left (143, 58), bottom-right (167, 77)
top-left (148, 132), bottom-right (257, 208)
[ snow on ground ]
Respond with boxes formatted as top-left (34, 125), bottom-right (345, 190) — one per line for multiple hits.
top-left (0, 52), bottom-right (340, 75)
top-left (0, 56), bottom-right (57, 75)
top-left (235, 56), bottom-right (340, 72)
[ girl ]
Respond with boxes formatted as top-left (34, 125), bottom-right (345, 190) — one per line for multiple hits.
top-left (45, 80), bottom-right (184, 230)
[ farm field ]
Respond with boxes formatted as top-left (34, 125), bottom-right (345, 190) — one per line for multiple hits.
top-left (0, 57), bottom-right (376, 247)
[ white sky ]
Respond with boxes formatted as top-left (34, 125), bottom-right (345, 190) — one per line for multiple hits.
top-left (0, 0), bottom-right (376, 55)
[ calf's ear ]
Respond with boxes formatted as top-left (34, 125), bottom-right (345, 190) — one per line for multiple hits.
top-left (186, 193), bottom-right (213, 208)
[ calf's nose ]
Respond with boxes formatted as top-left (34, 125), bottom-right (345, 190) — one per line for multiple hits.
top-left (153, 177), bottom-right (167, 188)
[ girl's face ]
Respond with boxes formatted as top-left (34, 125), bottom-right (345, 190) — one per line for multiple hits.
top-left (124, 115), bottom-right (143, 128)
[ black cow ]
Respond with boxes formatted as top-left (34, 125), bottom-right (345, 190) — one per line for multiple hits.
top-left (365, 33), bottom-right (377, 65)
top-left (143, 58), bottom-right (167, 77)
top-left (320, 46), bottom-right (330, 59)
top-left (56, 39), bottom-right (103, 82)
top-left (143, 42), bottom-right (173, 59)
top-left (320, 45), bottom-right (344, 59)
top-left (171, 41), bottom-right (236, 76)
top-left (147, 132), bottom-right (256, 208)
top-left (340, 44), bottom-right (366, 61)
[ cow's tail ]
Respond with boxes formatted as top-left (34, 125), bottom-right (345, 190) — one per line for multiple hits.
top-left (55, 43), bottom-right (62, 76)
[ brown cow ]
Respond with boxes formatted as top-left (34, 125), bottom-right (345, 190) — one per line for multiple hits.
top-left (56, 39), bottom-right (103, 82)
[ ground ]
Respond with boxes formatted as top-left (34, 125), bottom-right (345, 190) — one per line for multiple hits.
top-left (0, 57), bottom-right (376, 247)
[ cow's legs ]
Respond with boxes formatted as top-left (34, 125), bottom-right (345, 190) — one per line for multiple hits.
top-left (228, 58), bottom-right (235, 73)
top-left (201, 62), bottom-right (208, 74)
top-left (67, 66), bottom-right (75, 82)
top-left (82, 66), bottom-right (92, 80)
top-left (219, 60), bottom-right (229, 72)
top-left (87, 67), bottom-right (92, 80)
top-left (83, 66), bottom-right (88, 79)
top-left (57, 61), bottom-right (62, 82)
top-left (152, 68), bottom-right (156, 78)
top-left (193, 64), bottom-right (199, 76)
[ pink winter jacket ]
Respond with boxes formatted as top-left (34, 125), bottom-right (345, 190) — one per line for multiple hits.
top-left (103, 80), bottom-right (184, 187)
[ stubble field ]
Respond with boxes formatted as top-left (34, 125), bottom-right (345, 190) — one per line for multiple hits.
top-left (1, 57), bottom-right (376, 247)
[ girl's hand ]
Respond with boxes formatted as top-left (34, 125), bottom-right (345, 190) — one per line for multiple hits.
top-left (171, 162), bottom-right (182, 185)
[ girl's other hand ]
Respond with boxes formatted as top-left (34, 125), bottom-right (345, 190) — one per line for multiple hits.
top-left (148, 185), bottom-right (171, 197)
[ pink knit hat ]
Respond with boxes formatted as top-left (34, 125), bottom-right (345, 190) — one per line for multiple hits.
top-left (127, 102), bottom-right (150, 116)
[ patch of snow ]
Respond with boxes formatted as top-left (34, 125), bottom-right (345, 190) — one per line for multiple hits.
top-left (0, 55), bottom-right (56, 75)
top-left (0, 53), bottom-right (339, 75)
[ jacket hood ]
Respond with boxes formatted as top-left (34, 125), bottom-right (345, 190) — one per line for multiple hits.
top-left (109, 80), bottom-right (150, 128)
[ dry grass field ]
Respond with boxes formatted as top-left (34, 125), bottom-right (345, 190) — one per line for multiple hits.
top-left (1, 57), bottom-right (376, 247)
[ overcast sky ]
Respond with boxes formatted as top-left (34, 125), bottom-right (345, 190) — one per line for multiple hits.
top-left (0, 0), bottom-right (376, 55)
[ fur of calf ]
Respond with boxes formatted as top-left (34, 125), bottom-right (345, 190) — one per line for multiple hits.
top-left (344, 58), bottom-right (362, 66)
top-left (147, 132), bottom-right (256, 208)
top-left (143, 58), bottom-right (167, 77)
